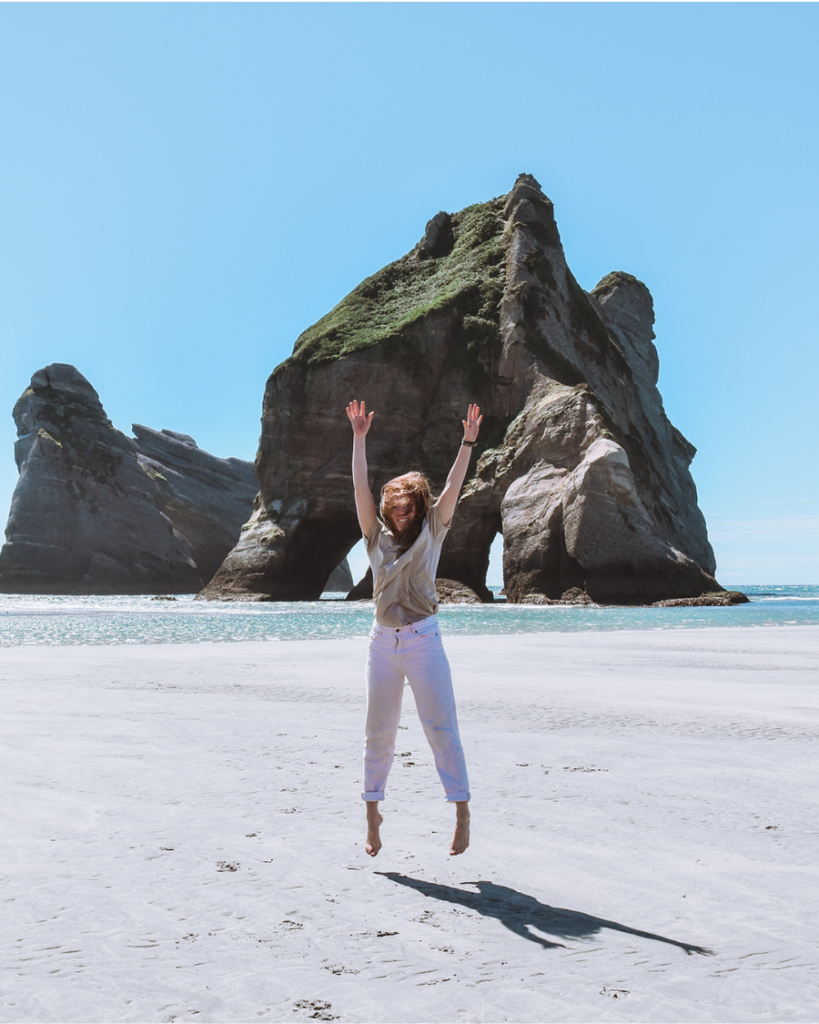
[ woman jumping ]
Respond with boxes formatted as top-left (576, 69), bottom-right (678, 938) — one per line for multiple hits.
top-left (345, 399), bottom-right (482, 857)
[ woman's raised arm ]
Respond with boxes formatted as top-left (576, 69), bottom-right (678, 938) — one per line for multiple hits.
top-left (346, 400), bottom-right (378, 537)
top-left (436, 404), bottom-right (482, 526)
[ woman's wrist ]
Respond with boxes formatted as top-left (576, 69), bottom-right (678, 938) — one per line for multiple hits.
top-left (461, 438), bottom-right (477, 447)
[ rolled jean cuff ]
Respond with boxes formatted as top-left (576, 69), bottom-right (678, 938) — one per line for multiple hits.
top-left (362, 791), bottom-right (385, 802)
top-left (445, 791), bottom-right (471, 803)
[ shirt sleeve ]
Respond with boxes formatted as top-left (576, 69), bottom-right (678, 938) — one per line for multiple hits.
top-left (365, 516), bottom-right (384, 554)
top-left (428, 502), bottom-right (452, 541)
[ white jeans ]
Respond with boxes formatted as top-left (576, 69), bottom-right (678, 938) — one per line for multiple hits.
top-left (362, 615), bottom-right (470, 803)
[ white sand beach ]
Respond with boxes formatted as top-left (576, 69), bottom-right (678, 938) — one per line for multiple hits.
top-left (2, 626), bottom-right (818, 1024)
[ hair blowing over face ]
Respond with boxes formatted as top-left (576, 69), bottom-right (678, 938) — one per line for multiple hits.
top-left (380, 472), bottom-right (433, 550)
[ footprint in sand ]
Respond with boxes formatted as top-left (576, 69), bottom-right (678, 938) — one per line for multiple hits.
top-left (292, 999), bottom-right (338, 1021)
top-left (600, 987), bottom-right (630, 998)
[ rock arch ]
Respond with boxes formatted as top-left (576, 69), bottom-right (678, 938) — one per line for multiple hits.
top-left (201, 176), bottom-right (720, 605)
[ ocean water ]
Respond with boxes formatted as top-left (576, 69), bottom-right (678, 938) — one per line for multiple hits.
top-left (0, 585), bottom-right (817, 647)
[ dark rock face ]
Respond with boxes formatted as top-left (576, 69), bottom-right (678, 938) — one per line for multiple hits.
top-left (203, 175), bottom-right (722, 605)
top-left (345, 567), bottom-right (373, 602)
top-left (0, 365), bottom-right (202, 594)
top-left (132, 424), bottom-right (258, 582)
top-left (325, 559), bottom-right (353, 592)
top-left (419, 212), bottom-right (454, 260)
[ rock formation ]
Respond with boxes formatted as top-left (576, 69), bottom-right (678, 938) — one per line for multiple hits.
top-left (202, 174), bottom-right (723, 605)
top-left (132, 424), bottom-right (258, 582)
top-left (652, 591), bottom-right (748, 607)
top-left (325, 559), bottom-right (353, 592)
top-left (435, 579), bottom-right (482, 604)
top-left (0, 365), bottom-right (202, 594)
top-left (0, 365), bottom-right (354, 596)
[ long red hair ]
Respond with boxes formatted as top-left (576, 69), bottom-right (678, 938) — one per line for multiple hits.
top-left (380, 472), bottom-right (433, 550)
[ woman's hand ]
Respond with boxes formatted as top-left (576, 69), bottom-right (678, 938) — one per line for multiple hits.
top-left (346, 399), bottom-right (375, 438)
top-left (462, 403), bottom-right (482, 443)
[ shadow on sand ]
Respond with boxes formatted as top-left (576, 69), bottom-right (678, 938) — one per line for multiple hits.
top-left (377, 874), bottom-right (712, 955)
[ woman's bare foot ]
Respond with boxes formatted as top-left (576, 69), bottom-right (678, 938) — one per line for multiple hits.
top-left (365, 803), bottom-right (383, 857)
top-left (449, 801), bottom-right (470, 855)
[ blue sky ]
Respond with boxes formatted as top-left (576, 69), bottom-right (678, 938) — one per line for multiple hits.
top-left (1, 3), bottom-right (817, 585)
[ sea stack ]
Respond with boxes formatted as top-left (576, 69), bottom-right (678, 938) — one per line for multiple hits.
top-left (197, 175), bottom-right (722, 604)
top-left (0, 365), bottom-right (202, 594)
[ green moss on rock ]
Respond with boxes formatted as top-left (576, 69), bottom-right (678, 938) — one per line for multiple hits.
top-left (285, 199), bottom-right (507, 368)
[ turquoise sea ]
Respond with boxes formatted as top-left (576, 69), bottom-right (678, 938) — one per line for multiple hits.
top-left (0, 585), bottom-right (817, 646)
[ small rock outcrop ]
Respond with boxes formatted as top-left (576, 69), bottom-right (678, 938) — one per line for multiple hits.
top-left (436, 579), bottom-right (482, 604)
top-left (325, 559), bottom-right (353, 592)
top-left (0, 365), bottom-right (202, 594)
top-left (132, 424), bottom-right (258, 582)
top-left (345, 567), bottom-right (374, 602)
top-left (202, 175), bottom-right (724, 605)
top-left (652, 591), bottom-right (748, 607)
